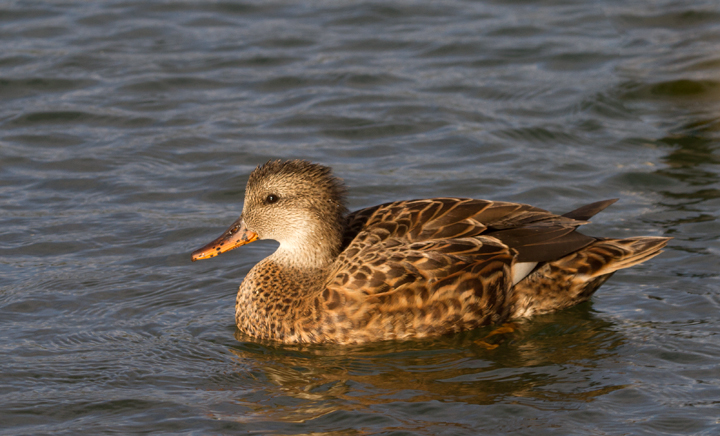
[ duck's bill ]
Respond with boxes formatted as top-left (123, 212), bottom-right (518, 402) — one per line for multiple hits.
top-left (191, 218), bottom-right (258, 262)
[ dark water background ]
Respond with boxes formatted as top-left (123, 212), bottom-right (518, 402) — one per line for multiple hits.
top-left (2, 1), bottom-right (719, 434)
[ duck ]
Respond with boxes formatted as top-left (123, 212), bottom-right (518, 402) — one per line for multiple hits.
top-left (191, 160), bottom-right (670, 345)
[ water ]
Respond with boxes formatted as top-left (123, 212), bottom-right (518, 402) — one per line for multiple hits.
top-left (1, 0), bottom-right (719, 434)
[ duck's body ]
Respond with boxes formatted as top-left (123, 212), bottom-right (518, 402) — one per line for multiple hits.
top-left (192, 160), bottom-right (669, 345)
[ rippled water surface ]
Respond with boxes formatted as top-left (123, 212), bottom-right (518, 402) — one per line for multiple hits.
top-left (2, 1), bottom-right (720, 434)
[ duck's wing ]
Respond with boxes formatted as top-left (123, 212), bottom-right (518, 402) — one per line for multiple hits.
top-left (343, 198), bottom-right (615, 263)
top-left (329, 197), bottom-right (599, 300)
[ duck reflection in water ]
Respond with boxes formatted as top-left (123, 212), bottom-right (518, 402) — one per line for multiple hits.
top-left (223, 309), bottom-right (626, 424)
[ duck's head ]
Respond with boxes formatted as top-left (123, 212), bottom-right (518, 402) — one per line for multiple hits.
top-left (191, 160), bottom-right (347, 268)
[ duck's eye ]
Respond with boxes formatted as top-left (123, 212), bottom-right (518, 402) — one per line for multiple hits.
top-left (265, 194), bottom-right (279, 204)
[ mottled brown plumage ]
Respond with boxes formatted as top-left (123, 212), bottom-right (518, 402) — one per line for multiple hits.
top-left (191, 160), bottom-right (670, 344)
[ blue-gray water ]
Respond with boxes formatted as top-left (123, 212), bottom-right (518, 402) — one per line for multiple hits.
top-left (2, 1), bottom-right (719, 435)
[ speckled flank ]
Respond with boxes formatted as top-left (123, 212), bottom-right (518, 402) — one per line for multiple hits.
top-left (196, 160), bottom-right (671, 345)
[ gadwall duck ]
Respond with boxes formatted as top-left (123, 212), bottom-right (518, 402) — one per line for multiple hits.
top-left (192, 160), bottom-right (670, 344)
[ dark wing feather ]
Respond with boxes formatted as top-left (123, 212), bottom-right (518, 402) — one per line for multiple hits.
top-left (486, 226), bottom-right (594, 262)
top-left (561, 199), bottom-right (618, 221)
top-left (487, 198), bottom-right (619, 262)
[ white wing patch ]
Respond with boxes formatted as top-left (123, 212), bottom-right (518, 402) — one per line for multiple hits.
top-left (512, 261), bottom-right (538, 285)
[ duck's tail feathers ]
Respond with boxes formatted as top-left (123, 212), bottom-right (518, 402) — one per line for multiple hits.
top-left (510, 236), bottom-right (670, 318)
top-left (560, 236), bottom-right (671, 278)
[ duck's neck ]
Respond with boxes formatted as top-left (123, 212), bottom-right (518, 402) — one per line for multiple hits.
top-left (270, 227), bottom-right (343, 271)
top-left (268, 210), bottom-right (346, 271)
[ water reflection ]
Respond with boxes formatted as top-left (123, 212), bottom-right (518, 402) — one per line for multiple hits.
top-left (619, 77), bottom-right (720, 196)
top-left (615, 77), bottom-right (720, 250)
top-left (224, 306), bottom-right (626, 425)
top-left (658, 118), bottom-right (720, 192)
